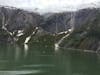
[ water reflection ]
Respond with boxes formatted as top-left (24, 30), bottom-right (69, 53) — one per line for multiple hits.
top-left (0, 44), bottom-right (99, 75)
top-left (24, 44), bottom-right (29, 58)
top-left (0, 70), bottom-right (42, 75)
top-left (14, 44), bottom-right (22, 61)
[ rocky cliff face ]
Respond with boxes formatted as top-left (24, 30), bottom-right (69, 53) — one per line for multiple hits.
top-left (0, 6), bottom-right (43, 44)
top-left (42, 8), bottom-right (100, 33)
top-left (41, 12), bottom-right (71, 33)
top-left (58, 8), bottom-right (100, 51)
top-left (36, 8), bottom-right (100, 51)
top-left (0, 5), bottom-right (100, 51)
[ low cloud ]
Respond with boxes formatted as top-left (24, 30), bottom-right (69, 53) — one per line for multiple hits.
top-left (0, 0), bottom-right (99, 13)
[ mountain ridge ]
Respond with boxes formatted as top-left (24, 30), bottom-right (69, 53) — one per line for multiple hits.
top-left (0, 5), bottom-right (100, 52)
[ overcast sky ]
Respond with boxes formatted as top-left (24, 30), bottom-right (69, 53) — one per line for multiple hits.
top-left (0, 0), bottom-right (99, 13)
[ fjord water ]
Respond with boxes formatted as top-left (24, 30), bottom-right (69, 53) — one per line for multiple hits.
top-left (0, 44), bottom-right (100, 75)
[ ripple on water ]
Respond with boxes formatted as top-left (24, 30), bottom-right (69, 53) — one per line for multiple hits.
top-left (0, 70), bottom-right (43, 75)
top-left (22, 64), bottom-right (55, 68)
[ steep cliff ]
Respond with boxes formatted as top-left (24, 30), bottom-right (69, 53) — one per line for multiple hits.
top-left (0, 5), bottom-right (100, 51)
top-left (0, 6), bottom-right (43, 44)
top-left (59, 8), bottom-right (100, 51)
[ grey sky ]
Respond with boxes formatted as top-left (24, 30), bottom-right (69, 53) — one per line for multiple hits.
top-left (0, 0), bottom-right (99, 13)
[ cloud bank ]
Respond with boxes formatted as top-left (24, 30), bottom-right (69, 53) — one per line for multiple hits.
top-left (0, 0), bottom-right (99, 13)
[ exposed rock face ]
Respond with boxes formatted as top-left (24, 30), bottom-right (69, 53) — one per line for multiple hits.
top-left (41, 12), bottom-right (71, 33)
top-left (42, 8), bottom-right (100, 33)
top-left (0, 5), bottom-right (100, 51)
top-left (74, 8), bottom-right (99, 29)
top-left (0, 6), bottom-right (43, 44)
top-left (59, 8), bottom-right (100, 51)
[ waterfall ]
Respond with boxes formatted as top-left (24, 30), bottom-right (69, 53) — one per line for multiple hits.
top-left (70, 12), bottom-right (75, 31)
top-left (54, 29), bottom-right (71, 51)
top-left (55, 18), bottom-right (58, 34)
top-left (24, 27), bottom-right (38, 44)
top-left (54, 12), bottom-right (76, 51)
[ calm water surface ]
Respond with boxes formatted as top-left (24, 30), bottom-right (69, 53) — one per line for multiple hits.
top-left (0, 44), bottom-right (100, 75)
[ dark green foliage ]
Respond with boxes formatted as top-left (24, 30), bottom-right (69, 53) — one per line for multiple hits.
top-left (29, 34), bottom-right (55, 48)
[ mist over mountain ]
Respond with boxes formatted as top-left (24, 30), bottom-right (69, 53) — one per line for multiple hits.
top-left (0, 6), bottom-right (43, 43)
top-left (0, 5), bottom-right (100, 51)
top-left (0, 0), bottom-right (100, 14)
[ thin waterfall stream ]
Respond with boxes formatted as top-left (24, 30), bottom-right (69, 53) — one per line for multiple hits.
top-left (54, 12), bottom-right (76, 51)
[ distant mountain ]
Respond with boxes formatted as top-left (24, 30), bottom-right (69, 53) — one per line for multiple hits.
top-left (41, 12), bottom-right (71, 33)
top-left (58, 8), bottom-right (100, 51)
top-left (0, 6), bottom-right (43, 44)
top-left (41, 8), bottom-right (100, 33)
top-left (40, 7), bottom-right (100, 51)
top-left (0, 5), bottom-right (100, 49)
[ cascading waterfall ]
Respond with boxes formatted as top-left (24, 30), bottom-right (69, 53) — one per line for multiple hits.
top-left (24, 27), bottom-right (38, 44)
top-left (55, 21), bottom-right (58, 34)
top-left (54, 12), bottom-right (76, 51)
